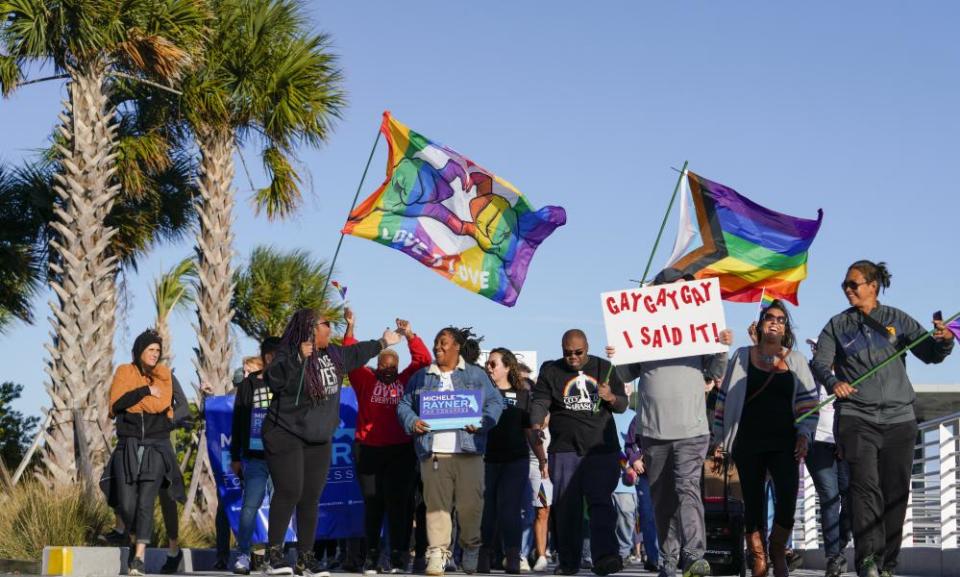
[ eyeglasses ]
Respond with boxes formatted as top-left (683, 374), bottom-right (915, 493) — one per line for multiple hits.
top-left (762, 313), bottom-right (787, 325)
top-left (562, 349), bottom-right (585, 357)
top-left (486, 360), bottom-right (499, 368)
top-left (841, 280), bottom-right (868, 292)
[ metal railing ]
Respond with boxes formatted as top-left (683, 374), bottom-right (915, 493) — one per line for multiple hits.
top-left (793, 410), bottom-right (960, 551)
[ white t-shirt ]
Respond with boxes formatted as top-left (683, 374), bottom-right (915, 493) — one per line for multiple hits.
top-left (431, 370), bottom-right (462, 454)
top-left (814, 387), bottom-right (836, 444)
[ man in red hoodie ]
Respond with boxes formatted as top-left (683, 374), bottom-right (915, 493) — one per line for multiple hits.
top-left (344, 308), bottom-right (432, 574)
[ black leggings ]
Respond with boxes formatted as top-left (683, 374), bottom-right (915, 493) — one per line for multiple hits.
top-left (733, 447), bottom-right (799, 533)
top-left (264, 426), bottom-right (333, 552)
top-left (355, 443), bottom-right (417, 557)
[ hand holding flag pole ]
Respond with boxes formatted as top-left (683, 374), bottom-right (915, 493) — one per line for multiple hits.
top-left (795, 309), bottom-right (960, 424)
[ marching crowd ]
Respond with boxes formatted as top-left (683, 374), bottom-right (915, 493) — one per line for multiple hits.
top-left (101, 259), bottom-right (954, 577)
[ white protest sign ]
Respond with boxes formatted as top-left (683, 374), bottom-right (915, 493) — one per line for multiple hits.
top-left (601, 277), bottom-right (728, 365)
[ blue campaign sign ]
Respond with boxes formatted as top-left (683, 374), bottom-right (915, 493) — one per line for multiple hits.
top-left (204, 388), bottom-right (364, 543)
top-left (419, 390), bottom-right (483, 430)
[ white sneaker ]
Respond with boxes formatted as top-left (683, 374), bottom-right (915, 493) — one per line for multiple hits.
top-left (425, 550), bottom-right (447, 576)
top-left (233, 553), bottom-right (251, 575)
top-left (461, 547), bottom-right (480, 574)
top-left (520, 557), bottom-right (531, 573)
top-left (533, 556), bottom-right (549, 572)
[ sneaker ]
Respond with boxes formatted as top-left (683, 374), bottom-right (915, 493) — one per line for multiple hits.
top-left (858, 556), bottom-right (880, 577)
top-left (462, 547), bottom-right (481, 574)
top-left (658, 563), bottom-right (678, 577)
top-left (533, 556), bottom-right (549, 572)
top-left (413, 556), bottom-right (428, 574)
top-left (99, 528), bottom-right (127, 546)
top-left (160, 549), bottom-right (183, 574)
top-left (388, 550), bottom-right (408, 574)
top-left (879, 571), bottom-right (894, 577)
top-left (592, 554), bottom-right (624, 576)
top-left (682, 559), bottom-right (711, 577)
top-left (553, 566), bottom-right (578, 575)
top-left (363, 553), bottom-right (380, 575)
top-left (297, 550), bottom-right (331, 577)
top-left (520, 557), bottom-right (532, 573)
top-left (233, 553), bottom-right (251, 575)
top-left (426, 550), bottom-right (447, 576)
top-left (265, 545), bottom-right (294, 576)
top-left (251, 550), bottom-right (266, 572)
top-left (786, 549), bottom-right (803, 571)
top-left (825, 554), bottom-right (847, 577)
top-left (128, 558), bottom-right (145, 577)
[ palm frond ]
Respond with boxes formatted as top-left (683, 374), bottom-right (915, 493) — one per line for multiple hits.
top-left (153, 255), bottom-right (197, 322)
top-left (253, 144), bottom-right (300, 220)
top-left (231, 245), bottom-right (340, 342)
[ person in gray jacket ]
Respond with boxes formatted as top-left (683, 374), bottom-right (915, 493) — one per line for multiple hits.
top-left (711, 300), bottom-right (819, 577)
top-left (811, 260), bottom-right (954, 577)
top-left (605, 268), bottom-right (733, 577)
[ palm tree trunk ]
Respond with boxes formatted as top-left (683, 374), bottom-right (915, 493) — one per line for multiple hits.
top-left (193, 126), bottom-right (236, 394)
top-left (157, 314), bottom-right (174, 366)
top-left (42, 64), bottom-right (120, 486)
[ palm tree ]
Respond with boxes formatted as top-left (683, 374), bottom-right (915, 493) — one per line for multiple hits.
top-left (232, 245), bottom-right (340, 342)
top-left (0, 0), bottom-right (206, 485)
top-left (180, 0), bottom-right (345, 394)
top-left (0, 165), bottom-right (45, 333)
top-left (152, 257), bottom-right (197, 366)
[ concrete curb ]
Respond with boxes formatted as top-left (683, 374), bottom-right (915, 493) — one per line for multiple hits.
top-left (40, 546), bottom-right (297, 575)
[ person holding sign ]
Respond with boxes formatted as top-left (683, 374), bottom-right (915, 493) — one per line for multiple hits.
top-left (478, 348), bottom-right (532, 574)
top-left (230, 336), bottom-right (282, 575)
top-left (529, 329), bottom-right (629, 577)
top-left (605, 268), bottom-right (733, 577)
top-left (810, 261), bottom-right (954, 577)
top-left (262, 309), bottom-right (402, 576)
top-left (397, 327), bottom-right (505, 577)
top-left (342, 309), bottom-right (432, 575)
top-left (711, 300), bottom-right (818, 577)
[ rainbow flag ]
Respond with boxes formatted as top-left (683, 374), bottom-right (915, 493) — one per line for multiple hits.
top-left (342, 112), bottom-right (566, 307)
top-left (537, 482), bottom-right (548, 506)
top-left (947, 319), bottom-right (960, 341)
top-left (665, 171), bottom-right (823, 305)
top-left (331, 281), bottom-right (347, 300)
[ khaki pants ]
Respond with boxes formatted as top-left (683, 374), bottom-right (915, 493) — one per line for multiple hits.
top-left (421, 453), bottom-right (484, 554)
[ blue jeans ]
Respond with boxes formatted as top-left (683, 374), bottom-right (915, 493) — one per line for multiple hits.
top-left (613, 492), bottom-right (638, 558)
top-left (806, 441), bottom-right (842, 556)
top-left (238, 458), bottom-right (271, 554)
top-left (520, 468), bottom-right (535, 558)
top-left (635, 475), bottom-right (659, 565)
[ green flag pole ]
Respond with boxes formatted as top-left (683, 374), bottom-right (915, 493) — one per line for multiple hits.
top-left (598, 162), bottom-right (690, 413)
top-left (795, 309), bottom-right (960, 424)
top-left (638, 160), bottom-right (689, 286)
top-left (321, 128), bottom-right (383, 300)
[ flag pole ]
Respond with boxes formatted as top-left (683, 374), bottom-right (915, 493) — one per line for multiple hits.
top-left (322, 128), bottom-right (383, 300)
top-left (639, 160), bottom-right (689, 286)
top-left (602, 161), bottom-right (689, 411)
top-left (795, 309), bottom-right (960, 424)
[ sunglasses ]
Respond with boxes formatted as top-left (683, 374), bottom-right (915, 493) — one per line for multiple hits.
top-left (562, 348), bottom-right (585, 357)
top-left (316, 320), bottom-right (331, 327)
top-left (762, 313), bottom-right (787, 325)
top-left (841, 280), bottom-right (869, 292)
top-left (486, 360), bottom-right (500, 368)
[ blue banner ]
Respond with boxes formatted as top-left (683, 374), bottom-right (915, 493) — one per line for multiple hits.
top-left (419, 390), bottom-right (483, 430)
top-left (204, 388), bottom-right (365, 542)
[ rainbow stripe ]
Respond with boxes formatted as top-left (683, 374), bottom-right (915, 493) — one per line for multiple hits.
top-left (342, 112), bottom-right (566, 307)
top-left (671, 172), bottom-right (823, 305)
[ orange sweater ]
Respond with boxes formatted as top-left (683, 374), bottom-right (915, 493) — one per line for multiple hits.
top-left (109, 363), bottom-right (173, 418)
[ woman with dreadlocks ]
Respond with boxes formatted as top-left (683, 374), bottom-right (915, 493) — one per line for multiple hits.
top-left (398, 327), bottom-right (505, 577)
top-left (261, 309), bottom-right (402, 576)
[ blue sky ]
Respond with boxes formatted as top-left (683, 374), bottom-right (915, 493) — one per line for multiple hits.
top-left (2, 1), bottom-right (958, 418)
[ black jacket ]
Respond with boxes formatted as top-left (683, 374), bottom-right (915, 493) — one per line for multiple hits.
top-left (113, 375), bottom-right (186, 440)
top-left (264, 340), bottom-right (384, 443)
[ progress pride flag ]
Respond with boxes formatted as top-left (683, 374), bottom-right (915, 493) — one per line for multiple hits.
top-left (601, 277), bottom-right (729, 365)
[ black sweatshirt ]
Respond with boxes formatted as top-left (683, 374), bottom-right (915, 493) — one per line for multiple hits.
top-left (264, 340), bottom-right (383, 444)
top-left (485, 387), bottom-right (531, 463)
top-left (530, 355), bottom-right (628, 456)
